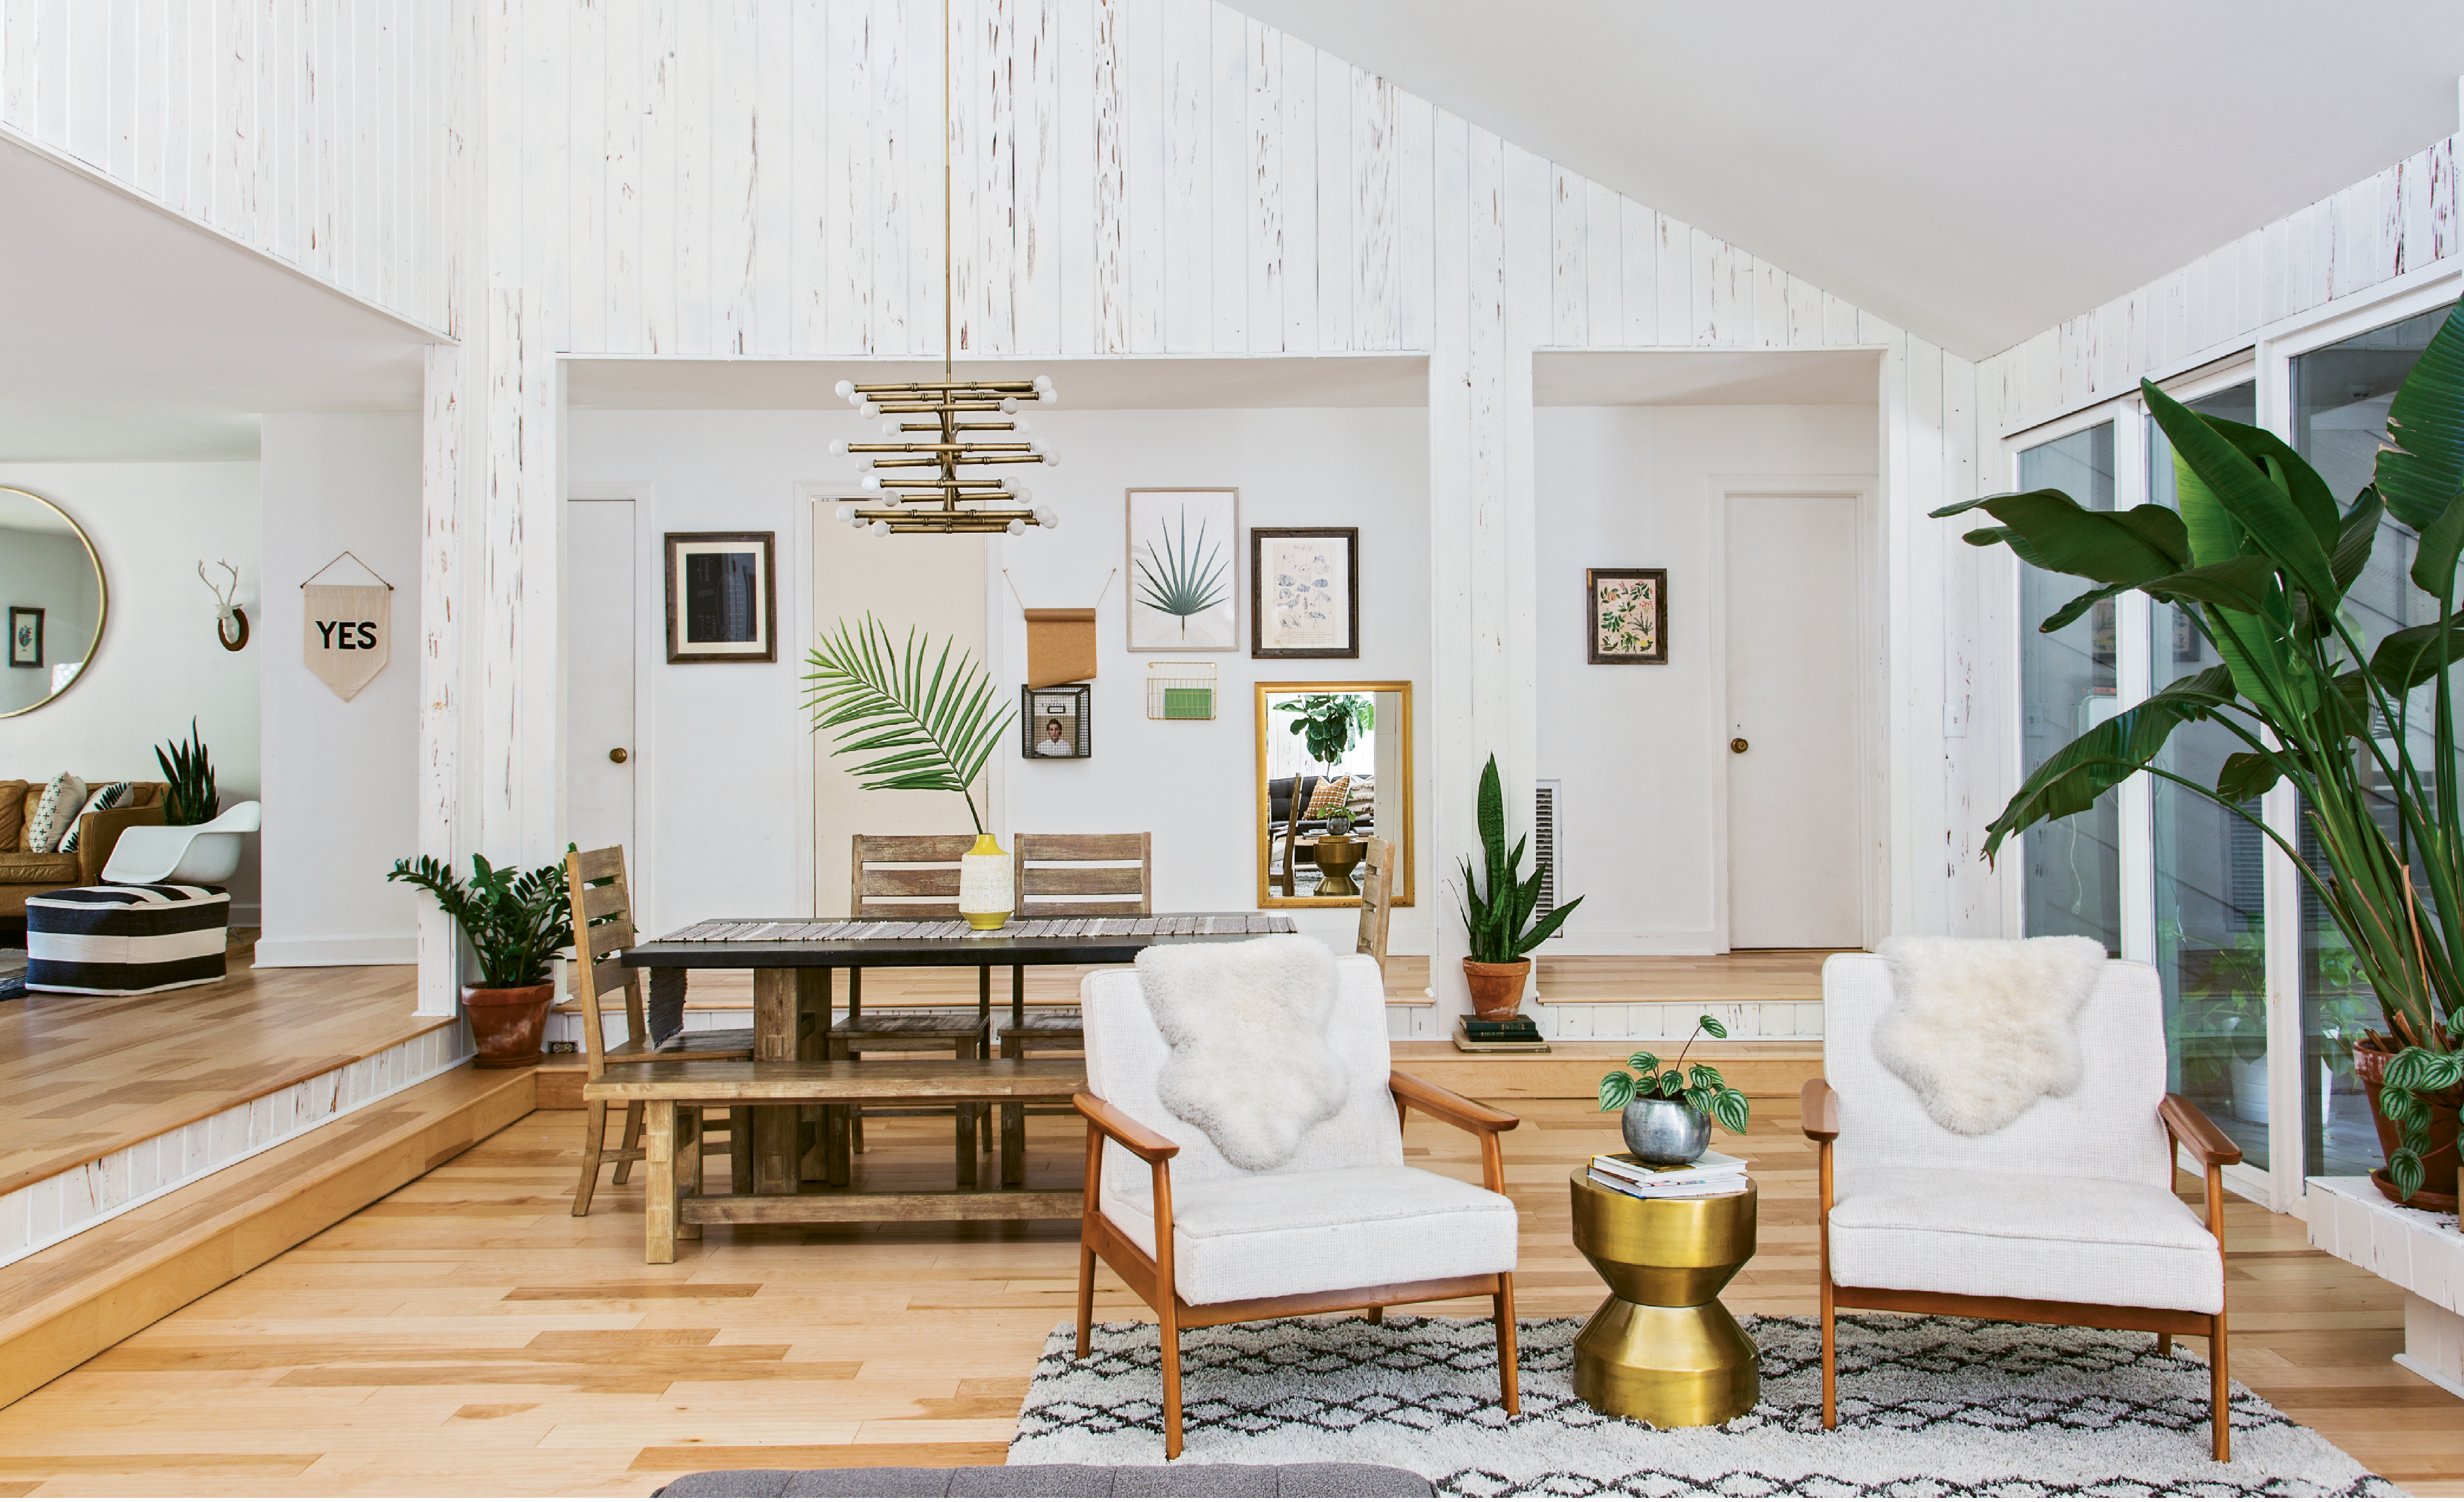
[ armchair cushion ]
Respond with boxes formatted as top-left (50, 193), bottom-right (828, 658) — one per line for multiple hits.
top-left (1829, 1167), bottom-right (2223, 1313)
top-left (1107, 1164), bottom-right (1517, 1306)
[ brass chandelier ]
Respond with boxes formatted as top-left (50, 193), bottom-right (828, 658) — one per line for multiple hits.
top-left (830, 0), bottom-right (1058, 538)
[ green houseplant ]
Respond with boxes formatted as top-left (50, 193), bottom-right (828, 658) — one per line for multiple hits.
top-left (1453, 754), bottom-right (1583, 1020)
top-left (1935, 303), bottom-right (2464, 1205)
top-left (1598, 1013), bottom-right (1752, 1162)
top-left (804, 614), bottom-right (1018, 927)
top-left (155, 718), bottom-right (218, 826)
top-left (386, 852), bottom-right (574, 1067)
top-left (1274, 692), bottom-right (1374, 775)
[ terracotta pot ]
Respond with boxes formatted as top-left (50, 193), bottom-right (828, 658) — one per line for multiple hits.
top-left (463, 983), bottom-right (554, 1069)
top-left (1462, 958), bottom-right (1531, 1021)
top-left (2355, 1040), bottom-right (2462, 1213)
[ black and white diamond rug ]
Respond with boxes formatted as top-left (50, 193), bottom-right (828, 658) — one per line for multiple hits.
top-left (1009, 1313), bottom-right (2399, 1497)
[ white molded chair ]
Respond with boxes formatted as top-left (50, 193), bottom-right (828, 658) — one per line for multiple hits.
top-left (1074, 953), bottom-right (1522, 1459)
top-left (1807, 950), bottom-right (2243, 1461)
top-left (99, 800), bottom-right (262, 886)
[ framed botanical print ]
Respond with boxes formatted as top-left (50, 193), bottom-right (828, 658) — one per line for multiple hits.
top-left (7, 606), bottom-right (41, 668)
top-left (664, 532), bottom-right (778, 663)
top-left (1586, 568), bottom-right (1667, 665)
top-left (1127, 488), bottom-right (1238, 651)
top-left (1251, 527), bottom-right (1359, 658)
top-left (1021, 684), bottom-right (1092, 758)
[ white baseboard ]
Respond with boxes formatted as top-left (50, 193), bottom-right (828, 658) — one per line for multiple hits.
top-left (1534, 928), bottom-right (1723, 956)
top-left (251, 934), bottom-right (417, 967)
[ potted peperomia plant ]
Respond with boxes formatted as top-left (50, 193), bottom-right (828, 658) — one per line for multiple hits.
top-left (387, 853), bottom-right (574, 1067)
top-left (1452, 754), bottom-right (1583, 1019)
top-left (1597, 1014), bottom-right (1751, 1164)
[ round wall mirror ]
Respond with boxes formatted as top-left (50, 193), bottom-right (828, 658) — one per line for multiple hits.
top-left (0, 486), bottom-right (107, 717)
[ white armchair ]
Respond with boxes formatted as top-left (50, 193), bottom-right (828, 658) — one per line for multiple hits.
top-left (1809, 950), bottom-right (2243, 1461)
top-left (1074, 953), bottom-right (1522, 1459)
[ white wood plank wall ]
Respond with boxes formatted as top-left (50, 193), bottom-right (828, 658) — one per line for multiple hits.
top-left (0, 0), bottom-right (450, 333)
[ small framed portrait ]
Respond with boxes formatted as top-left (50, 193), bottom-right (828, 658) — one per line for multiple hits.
top-left (7, 606), bottom-right (42, 668)
top-left (664, 533), bottom-right (777, 664)
top-left (1586, 568), bottom-right (1667, 665)
top-left (1022, 684), bottom-right (1091, 759)
top-left (1251, 527), bottom-right (1360, 658)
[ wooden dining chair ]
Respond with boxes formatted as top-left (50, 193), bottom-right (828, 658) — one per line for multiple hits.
top-left (842, 834), bottom-right (998, 1176)
top-left (996, 833), bottom-right (1153, 1176)
top-left (566, 845), bottom-right (759, 1218)
top-left (1274, 774), bottom-right (1321, 898)
top-left (1355, 837), bottom-right (1396, 975)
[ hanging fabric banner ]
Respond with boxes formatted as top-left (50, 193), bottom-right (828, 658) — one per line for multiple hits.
top-left (1024, 607), bottom-right (1098, 688)
top-left (302, 583), bottom-right (393, 701)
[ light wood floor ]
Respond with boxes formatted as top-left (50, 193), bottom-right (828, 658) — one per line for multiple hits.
top-left (0, 933), bottom-right (431, 1197)
top-left (4, 1096), bottom-right (2454, 1496)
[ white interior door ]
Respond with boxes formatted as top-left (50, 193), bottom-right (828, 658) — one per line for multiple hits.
top-left (1725, 492), bottom-right (1864, 949)
top-left (568, 499), bottom-right (636, 858)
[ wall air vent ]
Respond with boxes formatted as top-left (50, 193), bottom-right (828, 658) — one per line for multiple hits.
top-left (1533, 780), bottom-right (1563, 925)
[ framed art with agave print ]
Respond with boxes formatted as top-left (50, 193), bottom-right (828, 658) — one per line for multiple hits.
top-left (1127, 488), bottom-right (1237, 651)
top-left (1586, 567), bottom-right (1667, 664)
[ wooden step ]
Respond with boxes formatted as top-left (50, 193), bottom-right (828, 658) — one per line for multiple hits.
top-left (0, 1063), bottom-right (534, 1411)
top-left (1390, 1040), bottom-right (1825, 1100)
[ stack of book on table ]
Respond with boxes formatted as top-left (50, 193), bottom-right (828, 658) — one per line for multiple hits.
top-left (1586, 1147), bottom-right (1749, 1200)
top-left (1452, 1015), bottom-right (1549, 1053)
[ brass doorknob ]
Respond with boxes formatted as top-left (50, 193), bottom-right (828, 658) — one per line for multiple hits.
top-left (609, 747), bottom-right (629, 764)
top-left (1730, 737), bottom-right (1749, 754)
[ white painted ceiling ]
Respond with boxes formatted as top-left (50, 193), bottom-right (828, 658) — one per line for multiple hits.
top-left (1230, 0), bottom-right (2464, 360)
top-left (0, 136), bottom-right (431, 462)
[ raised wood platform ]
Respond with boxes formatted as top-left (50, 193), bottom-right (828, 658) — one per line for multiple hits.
top-left (0, 1061), bottom-right (533, 1411)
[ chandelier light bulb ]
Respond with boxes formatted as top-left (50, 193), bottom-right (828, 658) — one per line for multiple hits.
top-left (835, 504), bottom-right (857, 524)
top-left (828, 438), bottom-right (847, 456)
top-left (834, 380), bottom-right (855, 400)
top-left (869, 520), bottom-right (891, 537)
top-left (1040, 451), bottom-right (1060, 469)
top-left (1006, 518), bottom-right (1027, 536)
top-left (1010, 418), bottom-right (1031, 434)
top-left (881, 418), bottom-right (903, 436)
top-left (859, 401), bottom-right (882, 419)
top-left (860, 474), bottom-right (882, 491)
top-left (1000, 397), bottom-right (1021, 414)
top-left (1012, 486), bottom-right (1033, 504)
top-left (1033, 507), bottom-right (1058, 530)
top-left (1032, 374), bottom-right (1053, 394)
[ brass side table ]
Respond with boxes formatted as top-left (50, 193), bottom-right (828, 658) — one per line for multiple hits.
top-left (1567, 1165), bottom-right (1759, 1426)
top-left (1309, 835), bottom-right (1365, 896)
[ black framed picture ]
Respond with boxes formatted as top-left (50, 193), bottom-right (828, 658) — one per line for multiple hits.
top-left (7, 606), bottom-right (41, 668)
top-left (1587, 567), bottom-right (1667, 665)
top-left (1251, 527), bottom-right (1359, 658)
top-left (664, 532), bottom-right (777, 664)
top-left (1022, 684), bottom-right (1092, 758)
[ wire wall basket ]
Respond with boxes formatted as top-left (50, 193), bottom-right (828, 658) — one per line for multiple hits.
top-left (1144, 661), bottom-right (1217, 721)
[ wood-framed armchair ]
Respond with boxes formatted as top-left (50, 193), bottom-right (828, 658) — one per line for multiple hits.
top-left (1073, 953), bottom-right (1521, 1459)
top-left (1807, 950), bottom-right (2243, 1462)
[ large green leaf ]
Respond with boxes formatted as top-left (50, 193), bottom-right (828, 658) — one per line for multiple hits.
top-left (2333, 486), bottom-right (2384, 598)
top-left (2376, 300), bottom-right (2464, 530)
top-left (1932, 490), bottom-right (2188, 584)
top-left (803, 614), bottom-right (1014, 833)
top-left (2413, 490), bottom-right (2464, 603)
top-left (2138, 557), bottom-right (2284, 617)
top-left (1983, 666), bottom-right (2238, 860)
top-left (2209, 418), bottom-right (2343, 559)
top-left (2367, 608), bottom-right (2464, 692)
top-left (2144, 381), bottom-right (2340, 607)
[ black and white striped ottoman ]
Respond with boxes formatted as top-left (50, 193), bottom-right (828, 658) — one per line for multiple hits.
top-left (25, 884), bottom-right (230, 995)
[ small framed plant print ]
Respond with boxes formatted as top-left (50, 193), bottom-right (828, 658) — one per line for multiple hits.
top-left (1586, 568), bottom-right (1667, 665)
top-left (664, 532), bottom-right (777, 664)
top-left (1250, 527), bottom-right (1359, 658)
top-left (7, 606), bottom-right (41, 668)
top-left (1022, 684), bottom-right (1092, 758)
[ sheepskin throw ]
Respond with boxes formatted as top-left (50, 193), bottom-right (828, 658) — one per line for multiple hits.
top-left (1874, 935), bottom-right (2107, 1136)
top-left (1136, 933), bottom-right (1349, 1171)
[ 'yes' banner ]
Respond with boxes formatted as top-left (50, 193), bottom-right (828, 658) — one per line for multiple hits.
top-left (302, 584), bottom-right (392, 702)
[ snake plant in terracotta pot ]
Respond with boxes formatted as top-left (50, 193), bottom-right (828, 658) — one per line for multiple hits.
top-left (1936, 301), bottom-right (2464, 1207)
top-left (1452, 755), bottom-right (1582, 1019)
top-left (386, 853), bottom-right (574, 1068)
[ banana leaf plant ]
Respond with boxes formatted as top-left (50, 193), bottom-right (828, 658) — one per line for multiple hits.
top-left (1454, 754), bottom-right (1583, 963)
top-left (1934, 303), bottom-right (2464, 1200)
top-left (803, 614), bottom-right (1014, 836)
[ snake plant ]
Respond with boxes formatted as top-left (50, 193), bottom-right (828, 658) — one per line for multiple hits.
top-left (803, 614), bottom-right (1014, 836)
top-left (154, 719), bottom-right (218, 826)
top-left (1454, 754), bottom-right (1582, 963)
top-left (1132, 504), bottom-right (1230, 638)
top-left (1936, 301), bottom-right (2464, 1200)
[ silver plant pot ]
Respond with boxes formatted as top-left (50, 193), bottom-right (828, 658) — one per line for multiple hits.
top-left (1621, 1097), bottom-right (1711, 1165)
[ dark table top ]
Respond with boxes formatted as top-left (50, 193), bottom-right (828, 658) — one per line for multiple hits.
top-left (622, 912), bottom-right (1297, 969)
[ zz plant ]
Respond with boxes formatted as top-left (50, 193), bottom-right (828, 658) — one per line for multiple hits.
top-left (385, 853), bottom-right (573, 990)
top-left (1454, 754), bottom-right (1583, 962)
top-left (1598, 1013), bottom-right (1752, 1135)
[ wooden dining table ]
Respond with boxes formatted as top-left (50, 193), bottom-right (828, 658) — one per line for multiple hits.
top-left (622, 913), bottom-right (1297, 1197)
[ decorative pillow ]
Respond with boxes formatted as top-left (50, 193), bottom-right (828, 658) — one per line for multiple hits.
top-left (1303, 776), bottom-right (1351, 818)
top-left (57, 782), bottom-right (133, 854)
top-left (0, 780), bottom-right (26, 850)
top-left (27, 773), bottom-right (86, 855)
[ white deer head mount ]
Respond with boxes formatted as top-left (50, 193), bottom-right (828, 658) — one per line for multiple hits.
top-left (200, 560), bottom-right (249, 651)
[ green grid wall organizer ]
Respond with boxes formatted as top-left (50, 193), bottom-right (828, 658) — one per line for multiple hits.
top-left (1145, 662), bottom-right (1217, 720)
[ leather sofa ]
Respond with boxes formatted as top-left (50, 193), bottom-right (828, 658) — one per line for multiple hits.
top-left (0, 779), bottom-right (169, 923)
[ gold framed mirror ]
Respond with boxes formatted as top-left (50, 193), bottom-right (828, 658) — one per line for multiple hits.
top-left (1254, 680), bottom-right (1413, 909)
top-left (0, 486), bottom-right (107, 719)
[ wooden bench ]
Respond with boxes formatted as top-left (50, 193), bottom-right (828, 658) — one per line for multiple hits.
top-left (584, 1058), bottom-right (1090, 1263)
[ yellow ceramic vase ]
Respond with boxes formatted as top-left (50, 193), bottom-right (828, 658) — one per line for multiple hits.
top-left (958, 832), bottom-right (1014, 930)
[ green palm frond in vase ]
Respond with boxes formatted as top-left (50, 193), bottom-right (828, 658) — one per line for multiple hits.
top-left (1133, 505), bottom-right (1230, 639)
top-left (802, 614), bottom-right (1015, 835)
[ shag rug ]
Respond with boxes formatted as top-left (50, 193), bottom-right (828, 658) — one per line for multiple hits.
top-left (1010, 1313), bottom-right (2399, 1497)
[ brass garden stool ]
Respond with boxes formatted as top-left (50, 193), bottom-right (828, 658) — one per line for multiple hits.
top-left (1567, 1164), bottom-right (1760, 1426)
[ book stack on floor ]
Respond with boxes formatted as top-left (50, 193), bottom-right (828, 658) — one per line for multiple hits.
top-left (1586, 1148), bottom-right (1749, 1200)
top-left (1452, 1015), bottom-right (1549, 1053)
